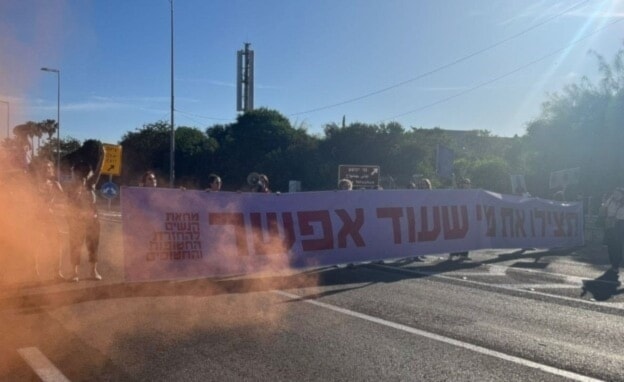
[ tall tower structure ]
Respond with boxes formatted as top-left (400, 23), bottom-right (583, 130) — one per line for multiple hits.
top-left (236, 43), bottom-right (254, 112)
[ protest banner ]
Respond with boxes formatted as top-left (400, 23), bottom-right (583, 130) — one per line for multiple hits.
top-left (122, 188), bottom-right (583, 281)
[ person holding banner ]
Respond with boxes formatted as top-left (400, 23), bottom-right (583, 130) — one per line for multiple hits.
top-left (408, 178), bottom-right (433, 261)
top-left (450, 178), bottom-right (472, 261)
top-left (254, 174), bottom-right (271, 193)
top-left (140, 171), bottom-right (158, 187)
top-left (206, 174), bottom-right (222, 192)
top-left (417, 178), bottom-right (432, 190)
top-left (245, 172), bottom-right (271, 193)
top-left (601, 188), bottom-right (624, 273)
top-left (338, 178), bottom-right (353, 190)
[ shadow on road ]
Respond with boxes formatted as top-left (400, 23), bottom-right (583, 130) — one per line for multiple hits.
top-left (581, 270), bottom-right (624, 301)
top-left (0, 264), bottom-right (409, 312)
top-left (1, 246), bottom-right (622, 311)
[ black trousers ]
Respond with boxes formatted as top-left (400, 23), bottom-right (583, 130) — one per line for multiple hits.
top-left (605, 220), bottom-right (624, 268)
top-left (68, 216), bottom-right (100, 266)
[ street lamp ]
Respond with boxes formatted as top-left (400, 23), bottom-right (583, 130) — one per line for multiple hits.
top-left (0, 100), bottom-right (8, 139)
top-left (169, 0), bottom-right (175, 187)
top-left (40, 67), bottom-right (61, 183)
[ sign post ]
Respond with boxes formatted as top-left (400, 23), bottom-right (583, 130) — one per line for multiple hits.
top-left (100, 180), bottom-right (120, 200)
top-left (100, 144), bottom-right (122, 210)
top-left (100, 144), bottom-right (123, 177)
top-left (338, 164), bottom-right (380, 189)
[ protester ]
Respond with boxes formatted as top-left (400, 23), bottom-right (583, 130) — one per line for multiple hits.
top-left (13, 131), bottom-right (33, 172)
top-left (140, 171), bottom-right (158, 187)
top-left (206, 174), bottom-right (222, 192)
top-left (417, 178), bottom-right (432, 190)
top-left (242, 172), bottom-right (270, 193)
top-left (601, 187), bottom-right (624, 273)
top-left (450, 177), bottom-right (471, 261)
top-left (408, 178), bottom-right (433, 262)
top-left (458, 177), bottom-right (471, 189)
top-left (338, 178), bottom-right (353, 190)
top-left (66, 161), bottom-right (101, 282)
top-left (36, 160), bottom-right (65, 278)
top-left (37, 160), bottom-right (63, 200)
top-left (336, 178), bottom-right (356, 266)
top-left (253, 174), bottom-right (271, 193)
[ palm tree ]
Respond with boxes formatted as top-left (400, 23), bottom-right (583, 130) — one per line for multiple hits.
top-left (13, 121), bottom-right (39, 156)
top-left (39, 119), bottom-right (57, 141)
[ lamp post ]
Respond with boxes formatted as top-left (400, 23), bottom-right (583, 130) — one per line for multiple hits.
top-left (169, 0), bottom-right (175, 187)
top-left (0, 100), bottom-right (8, 139)
top-left (40, 67), bottom-right (61, 183)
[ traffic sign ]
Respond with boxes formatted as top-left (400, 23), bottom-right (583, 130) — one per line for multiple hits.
top-left (338, 164), bottom-right (380, 189)
top-left (101, 143), bottom-right (123, 176)
top-left (100, 181), bottom-right (119, 200)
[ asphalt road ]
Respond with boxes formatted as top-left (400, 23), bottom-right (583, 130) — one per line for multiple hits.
top-left (1, 212), bottom-right (623, 381)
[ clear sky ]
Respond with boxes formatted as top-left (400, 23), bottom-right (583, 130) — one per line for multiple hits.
top-left (1, 0), bottom-right (623, 144)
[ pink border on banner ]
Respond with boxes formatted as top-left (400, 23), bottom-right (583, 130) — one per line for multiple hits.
top-left (121, 187), bottom-right (583, 282)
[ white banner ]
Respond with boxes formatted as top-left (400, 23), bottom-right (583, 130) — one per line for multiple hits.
top-left (121, 188), bottom-right (584, 282)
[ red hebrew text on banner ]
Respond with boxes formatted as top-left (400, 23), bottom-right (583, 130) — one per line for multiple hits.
top-left (121, 188), bottom-right (583, 282)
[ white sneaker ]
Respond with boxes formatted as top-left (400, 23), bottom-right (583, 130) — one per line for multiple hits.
top-left (91, 270), bottom-right (102, 281)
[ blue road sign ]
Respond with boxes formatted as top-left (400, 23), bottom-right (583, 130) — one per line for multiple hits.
top-left (100, 181), bottom-right (119, 200)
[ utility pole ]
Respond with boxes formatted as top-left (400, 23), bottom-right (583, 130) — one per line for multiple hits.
top-left (0, 100), bottom-right (8, 138)
top-left (169, 0), bottom-right (175, 187)
top-left (41, 67), bottom-right (61, 183)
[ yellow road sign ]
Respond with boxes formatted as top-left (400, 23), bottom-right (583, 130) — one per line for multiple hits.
top-left (101, 144), bottom-right (123, 176)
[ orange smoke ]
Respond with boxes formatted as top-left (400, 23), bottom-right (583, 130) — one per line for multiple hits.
top-left (0, 157), bottom-right (61, 285)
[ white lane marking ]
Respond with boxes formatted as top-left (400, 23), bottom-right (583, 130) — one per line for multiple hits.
top-left (273, 290), bottom-right (604, 382)
top-left (487, 266), bottom-right (508, 275)
top-left (488, 265), bottom-right (603, 286)
top-left (499, 283), bottom-right (580, 290)
top-left (442, 271), bottom-right (505, 277)
top-left (17, 347), bottom-right (71, 382)
top-left (374, 264), bottom-right (624, 311)
top-left (459, 266), bottom-right (508, 276)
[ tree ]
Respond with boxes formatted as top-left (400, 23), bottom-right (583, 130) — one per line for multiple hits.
top-left (317, 122), bottom-right (415, 189)
top-left (174, 126), bottom-right (218, 188)
top-left (12, 121), bottom-right (37, 156)
top-left (469, 158), bottom-right (510, 193)
top-left (207, 108), bottom-right (314, 191)
top-left (119, 121), bottom-right (172, 185)
top-left (38, 119), bottom-right (58, 141)
top-left (38, 136), bottom-right (81, 164)
top-left (523, 44), bottom-right (624, 200)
